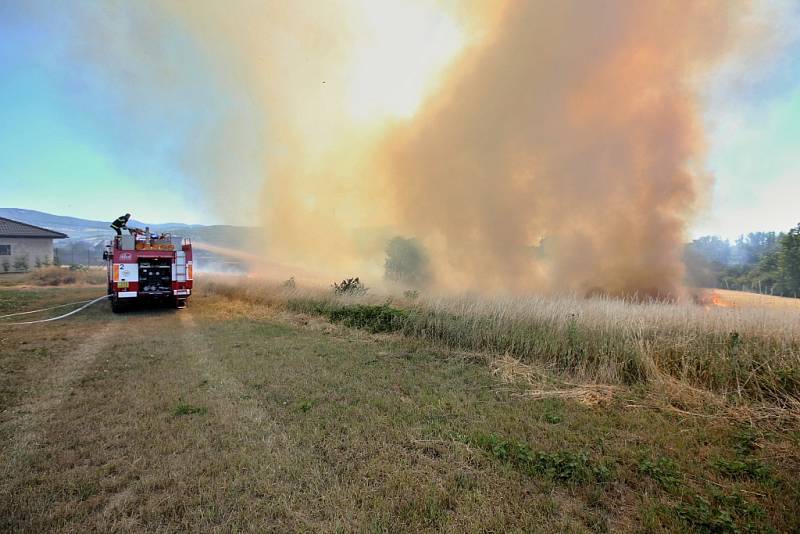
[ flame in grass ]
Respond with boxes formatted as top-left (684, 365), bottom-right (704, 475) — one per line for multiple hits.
top-left (695, 290), bottom-right (736, 309)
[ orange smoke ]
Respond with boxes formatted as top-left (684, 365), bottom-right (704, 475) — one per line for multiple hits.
top-left (377, 1), bottom-right (746, 297)
top-left (261, 1), bottom-right (752, 297)
top-left (72, 0), bottom-right (763, 296)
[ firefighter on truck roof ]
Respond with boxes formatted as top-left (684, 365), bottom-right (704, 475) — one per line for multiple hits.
top-left (110, 213), bottom-right (131, 236)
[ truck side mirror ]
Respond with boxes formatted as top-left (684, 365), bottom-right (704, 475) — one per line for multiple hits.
top-left (102, 251), bottom-right (109, 261)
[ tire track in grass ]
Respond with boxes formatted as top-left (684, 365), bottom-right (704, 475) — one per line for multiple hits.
top-left (177, 311), bottom-right (322, 529)
top-left (0, 321), bottom-right (115, 481)
top-left (179, 312), bottom-right (275, 428)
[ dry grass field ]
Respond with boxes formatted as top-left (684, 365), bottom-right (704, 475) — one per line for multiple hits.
top-left (0, 267), bottom-right (107, 288)
top-left (1, 278), bottom-right (799, 532)
top-left (711, 289), bottom-right (800, 310)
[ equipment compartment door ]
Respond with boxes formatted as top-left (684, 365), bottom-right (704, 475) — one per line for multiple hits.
top-left (138, 259), bottom-right (173, 294)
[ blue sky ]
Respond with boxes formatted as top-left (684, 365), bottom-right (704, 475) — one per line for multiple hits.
top-left (1, 2), bottom-right (798, 237)
top-left (696, 1), bottom-right (800, 239)
top-left (0, 1), bottom-right (240, 225)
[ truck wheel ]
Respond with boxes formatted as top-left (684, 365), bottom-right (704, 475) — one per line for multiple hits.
top-left (173, 298), bottom-right (187, 309)
top-left (111, 296), bottom-right (125, 314)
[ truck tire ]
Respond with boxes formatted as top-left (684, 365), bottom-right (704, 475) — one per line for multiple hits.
top-left (111, 296), bottom-right (125, 314)
top-left (173, 297), bottom-right (187, 310)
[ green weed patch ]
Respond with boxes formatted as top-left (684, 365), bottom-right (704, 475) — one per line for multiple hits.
top-left (174, 403), bottom-right (208, 416)
top-left (468, 433), bottom-right (610, 484)
top-left (638, 456), bottom-right (682, 490)
top-left (327, 304), bottom-right (410, 333)
top-left (676, 491), bottom-right (768, 534)
top-left (712, 457), bottom-right (774, 484)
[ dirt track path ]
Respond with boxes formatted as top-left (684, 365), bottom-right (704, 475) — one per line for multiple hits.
top-left (179, 313), bottom-right (272, 428)
top-left (0, 322), bottom-right (114, 475)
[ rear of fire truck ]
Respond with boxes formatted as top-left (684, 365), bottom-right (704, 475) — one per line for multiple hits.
top-left (104, 233), bottom-right (193, 313)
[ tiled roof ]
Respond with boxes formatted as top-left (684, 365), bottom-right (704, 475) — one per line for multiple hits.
top-left (0, 217), bottom-right (68, 239)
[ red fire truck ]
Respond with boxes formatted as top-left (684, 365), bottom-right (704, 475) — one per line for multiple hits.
top-left (104, 232), bottom-right (193, 312)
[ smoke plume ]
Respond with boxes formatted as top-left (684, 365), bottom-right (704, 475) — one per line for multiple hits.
top-left (378, 1), bottom-right (743, 296)
top-left (177, 0), bottom-right (750, 296)
top-left (46, 0), bottom-right (763, 296)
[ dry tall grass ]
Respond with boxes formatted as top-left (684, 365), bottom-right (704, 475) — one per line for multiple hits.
top-left (21, 266), bottom-right (107, 286)
top-left (202, 276), bottom-right (800, 405)
top-left (713, 288), bottom-right (800, 310)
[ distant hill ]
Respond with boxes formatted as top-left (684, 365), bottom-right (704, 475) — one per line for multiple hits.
top-left (0, 208), bottom-right (259, 251)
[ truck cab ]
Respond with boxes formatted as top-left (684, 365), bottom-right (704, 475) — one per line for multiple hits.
top-left (104, 232), bottom-right (193, 312)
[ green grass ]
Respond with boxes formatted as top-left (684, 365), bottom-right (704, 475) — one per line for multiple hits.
top-left (1, 285), bottom-right (798, 532)
top-left (0, 286), bottom-right (105, 313)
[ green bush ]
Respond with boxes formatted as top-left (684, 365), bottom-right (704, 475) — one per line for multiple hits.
top-left (12, 255), bottom-right (29, 272)
top-left (327, 304), bottom-right (410, 333)
top-left (282, 276), bottom-right (296, 289)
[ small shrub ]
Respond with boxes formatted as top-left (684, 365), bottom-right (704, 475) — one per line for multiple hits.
top-left (174, 403), bottom-right (207, 416)
top-left (730, 427), bottom-right (759, 457)
top-left (34, 256), bottom-right (42, 268)
top-left (69, 480), bottom-right (100, 501)
top-left (333, 277), bottom-right (368, 296)
top-left (12, 255), bottom-right (29, 272)
top-left (282, 276), bottom-right (296, 289)
top-left (327, 304), bottom-right (409, 333)
top-left (403, 289), bottom-right (419, 300)
top-left (2, 260), bottom-right (9, 273)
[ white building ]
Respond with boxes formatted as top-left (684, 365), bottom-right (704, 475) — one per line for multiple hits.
top-left (0, 217), bottom-right (68, 272)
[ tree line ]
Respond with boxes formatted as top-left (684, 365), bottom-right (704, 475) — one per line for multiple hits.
top-left (685, 223), bottom-right (800, 297)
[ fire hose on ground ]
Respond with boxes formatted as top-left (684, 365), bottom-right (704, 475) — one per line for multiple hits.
top-left (0, 295), bottom-right (109, 325)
